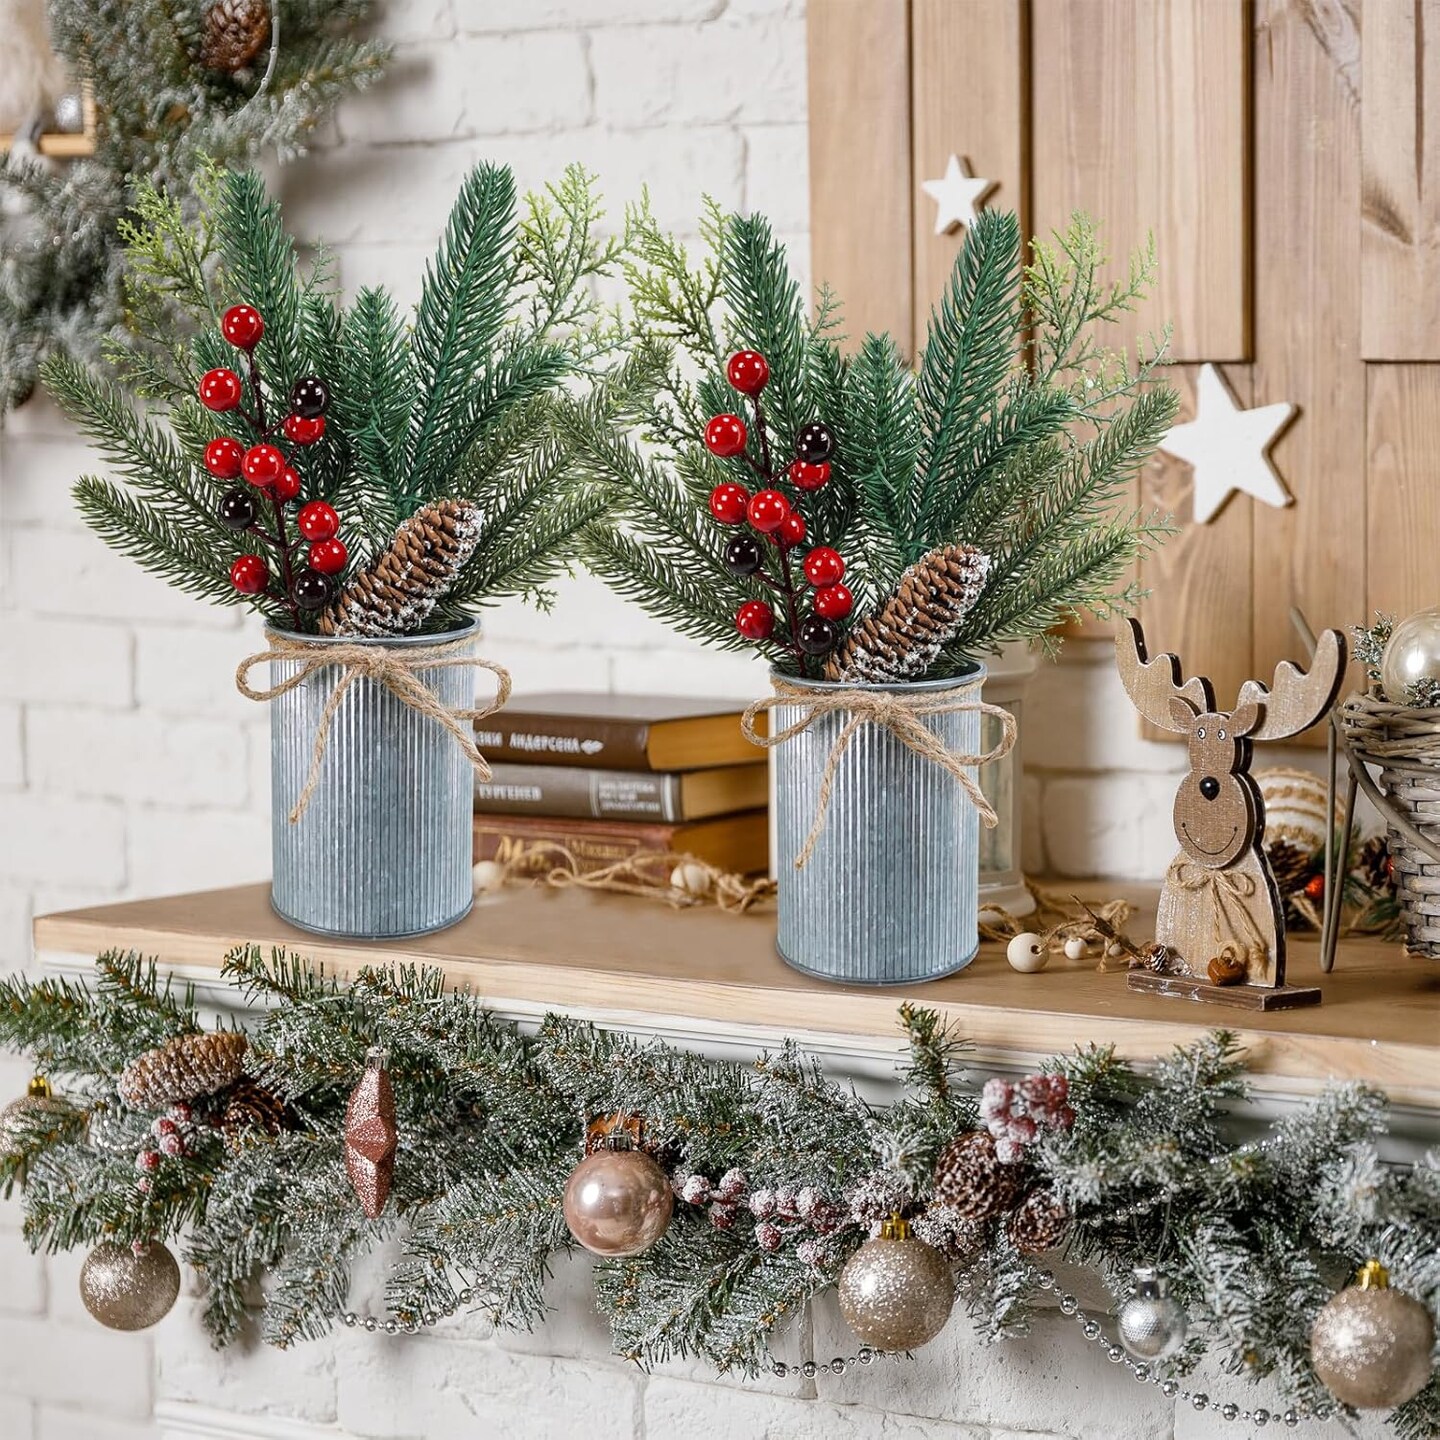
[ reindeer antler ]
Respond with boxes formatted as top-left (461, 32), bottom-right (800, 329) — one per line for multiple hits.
top-left (1115, 619), bottom-right (1215, 732)
top-left (1234, 629), bottom-right (1346, 741)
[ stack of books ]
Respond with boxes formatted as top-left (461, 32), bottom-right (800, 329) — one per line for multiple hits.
top-left (473, 694), bottom-right (768, 876)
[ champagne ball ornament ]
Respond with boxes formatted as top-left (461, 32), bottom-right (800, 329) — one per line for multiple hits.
top-left (837, 1215), bottom-right (954, 1351)
top-left (80, 1240), bottom-right (181, 1330)
top-left (563, 1140), bottom-right (673, 1257)
top-left (1380, 606), bottom-right (1440, 704)
top-left (0, 1076), bottom-right (68, 1175)
top-left (1310, 1261), bottom-right (1435, 1409)
top-left (1118, 1267), bottom-right (1188, 1361)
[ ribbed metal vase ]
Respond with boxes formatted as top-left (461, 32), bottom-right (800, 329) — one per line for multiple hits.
top-left (268, 618), bottom-right (479, 939)
top-left (773, 664), bottom-right (986, 985)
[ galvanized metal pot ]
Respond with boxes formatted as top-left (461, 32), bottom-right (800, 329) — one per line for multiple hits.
top-left (772, 663), bottom-right (987, 985)
top-left (268, 618), bottom-right (479, 939)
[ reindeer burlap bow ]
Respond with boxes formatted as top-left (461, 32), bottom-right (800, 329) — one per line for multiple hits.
top-left (742, 678), bottom-right (1017, 869)
top-left (236, 633), bottom-right (510, 824)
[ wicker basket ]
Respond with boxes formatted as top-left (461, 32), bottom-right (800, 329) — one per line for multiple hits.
top-left (1338, 689), bottom-right (1440, 957)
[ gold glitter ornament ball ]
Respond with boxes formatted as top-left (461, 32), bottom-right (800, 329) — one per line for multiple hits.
top-left (0, 1076), bottom-right (69, 1172)
top-left (563, 1147), bottom-right (674, 1257)
top-left (837, 1217), bottom-right (954, 1351)
top-left (1310, 1261), bottom-right (1435, 1410)
top-left (80, 1241), bottom-right (181, 1331)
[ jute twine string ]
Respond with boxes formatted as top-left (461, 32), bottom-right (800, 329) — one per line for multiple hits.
top-left (741, 680), bottom-right (1017, 869)
top-left (1167, 859), bottom-right (1267, 971)
top-left (236, 633), bottom-right (511, 824)
top-left (977, 882), bottom-right (1137, 972)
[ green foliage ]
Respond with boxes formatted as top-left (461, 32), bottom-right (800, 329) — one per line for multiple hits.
top-left (579, 205), bottom-right (1178, 675)
top-left (44, 164), bottom-right (627, 630)
top-left (0, 0), bottom-right (386, 412)
top-left (2, 950), bottom-right (1437, 1435)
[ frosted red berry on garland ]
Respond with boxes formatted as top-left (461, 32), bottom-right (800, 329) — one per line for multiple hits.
top-left (814, 581), bottom-right (853, 619)
top-left (297, 500), bottom-right (339, 542)
top-left (704, 413), bottom-right (748, 458)
top-left (204, 437), bottom-right (245, 479)
top-left (746, 489), bottom-right (790, 533)
top-left (242, 444), bottom-right (285, 487)
top-left (802, 546), bottom-right (845, 587)
top-left (709, 483), bottom-right (750, 525)
top-left (789, 459), bottom-right (830, 491)
top-left (221, 304), bottom-right (265, 351)
top-left (736, 599), bottom-right (775, 639)
top-left (777, 512), bottom-right (807, 549)
top-left (230, 554), bottom-right (269, 594)
top-left (199, 368), bottom-right (242, 412)
top-left (283, 414), bottom-right (326, 445)
top-left (308, 538), bottom-right (348, 575)
top-left (271, 465), bottom-right (301, 503)
top-left (726, 350), bottom-right (770, 396)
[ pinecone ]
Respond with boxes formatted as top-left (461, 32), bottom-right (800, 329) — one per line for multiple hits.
top-left (219, 1077), bottom-right (292, 1152)
top-left (199, 0), bottom-right (271, 72)
top-left (1005, 1186), bottom-right (1070, 1255)
top-left (911, 1201), bottom-right (986, 1262)
top-left (1357, 834), bottom-right (1394, 892)
top-left (824, 544), bottom-right (990, 683)
top-left (318, 499), bottom-right (484, 638)
top-left (1264, 837), bottom-right (1314, 899)
top-left (117, 1032), bottom-right (249, 1110)
top-left (931, 1130), bottom-right (1024, 1221)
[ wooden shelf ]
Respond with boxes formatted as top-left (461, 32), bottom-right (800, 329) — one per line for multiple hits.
top-left (32, 882), bottom-right (1440, 1104)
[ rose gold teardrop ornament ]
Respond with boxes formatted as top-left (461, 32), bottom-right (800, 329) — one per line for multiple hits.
top-left (345, 1047), bottom-right (397, 1219)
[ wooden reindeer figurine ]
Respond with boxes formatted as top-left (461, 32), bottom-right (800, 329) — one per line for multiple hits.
top-left (1115, 619), bottom-right (1347, 1010)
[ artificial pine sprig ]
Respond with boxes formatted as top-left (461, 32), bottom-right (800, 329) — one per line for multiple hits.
top-left (46, 164), bottom-right (631, 634)
top-left (2, 948), bottom-right (1438, 1435)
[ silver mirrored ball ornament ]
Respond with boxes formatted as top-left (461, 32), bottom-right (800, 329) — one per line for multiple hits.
top-left (1118, 1267), bottom-right (1188, 1361)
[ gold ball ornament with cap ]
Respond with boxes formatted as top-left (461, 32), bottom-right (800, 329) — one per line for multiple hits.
top-left (1381, 606), bottom-right (1440, 704)
top-left (0, 1076), bottom-right (69, 1176)
top-left (1309, 1260), bottom-right (1435, 1410)
top-left (80, 1240), bottom-right (181, 1330)
top-left (562, 1140), bottom-right (673, 1257)
top-left (837, 1215), bottom-right (955, 1351)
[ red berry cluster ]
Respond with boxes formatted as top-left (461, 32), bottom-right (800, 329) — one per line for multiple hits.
top-left (978, 1075), bottom-right (1075, 1165)
top-left (703, 350), bottom-right (850, 670)
top-left (201, 305), bottom-right (344, 625)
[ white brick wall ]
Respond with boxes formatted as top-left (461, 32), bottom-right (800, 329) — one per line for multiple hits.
top-left (0, 1), bottom-right (1341, 1436)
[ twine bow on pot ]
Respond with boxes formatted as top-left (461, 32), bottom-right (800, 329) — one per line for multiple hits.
top-left (236, 633), bottom-right (511, 824)
top-left (741, 678), bottom-right (1018, 869)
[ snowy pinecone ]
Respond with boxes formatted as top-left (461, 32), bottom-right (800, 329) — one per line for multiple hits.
top-left (220, 1077), bottom-right (291, 1152)
top-left (846, 1168), bottom-right (912, 1226)
top-left (824, 544), bottom-right (990, 683)
top-left (198, 0), bottom-right (271, 72)
top-left (1005, 1187), bottom-right (1070, 1255)
top-left (912, 1202), bottom-right (986, 1262)
top-left (117, 1032), bottom-right (249, 1110)
top-left (931, 1131), bottom-right (1024, 1221)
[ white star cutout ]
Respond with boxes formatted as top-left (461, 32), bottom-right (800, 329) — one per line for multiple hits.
top-left (920, 155), bottom-right (996, 235)
top-left (1158, 363), bottom-right (1296, 525)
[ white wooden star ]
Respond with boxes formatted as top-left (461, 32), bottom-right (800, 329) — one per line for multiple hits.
top-left (1158, 363), bottom-right (1297, 525)
top-left (920, 155), bottom-right (996, 235)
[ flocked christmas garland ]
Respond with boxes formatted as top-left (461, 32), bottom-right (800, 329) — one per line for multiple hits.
top-left (0, 949), bottom-right (1437, 1436)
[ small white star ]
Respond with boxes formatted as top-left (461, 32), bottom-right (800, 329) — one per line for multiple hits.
top-left (920, 155), bottom-right (996, 235)
top-left (1158, 363), bottom-right (1296, 525)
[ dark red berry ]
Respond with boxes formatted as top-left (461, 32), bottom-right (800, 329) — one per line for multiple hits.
top-left (271, 465), bottom-right (301, 503)
top-left (204, 437), bottom-right (245, 479)
top-left (777, 512), bottom-right (807, 549)
top-left (199, 368), bottom-right (242, 412)
top-left (297, 500), bottom-right (339, 542)
top-left (813, 581), bottom-right (853, 620)
top-left (221, 304), bottom-right (265, 350)
top-left (747, 489), bottom-right (790, 533)
top-left (1304, 873), bottom-right (1325, 902)
top-left (230, 554), bottom-right (269, 594)
top-left (241, 444), bottom-right (285, 487)
top-left (308, 538), bottom-right (348, 575)
top-left (795, 421), bottom-right (834, 464)
top-left (726, 350), bottom-right (770, 396)
top-left (217, 489), bottom-right (256, 532)
top-left (736, 600), bottom-right (775, 640)
top-left (723, 533), bottom-right (764, 576)
top-left (789, 459), bottom-right (830, 491)
top-left (709, 483), bottom-right (751, 525)
top-left (289, 376), bottom-right (331, 418)
top-left (291, 568), bottom-right (333, 611)
top-left (282, 413), bottom-right (326, 445)
top-left (802, 546), bottom-right (845, 587)
top-left (704, 413), bottom-right (748, 458)
top-left (797, 612), bottom-right (839, 655)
